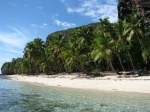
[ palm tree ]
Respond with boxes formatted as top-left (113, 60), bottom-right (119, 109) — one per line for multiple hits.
top-left (123, 13), bottom-right (150, 70)
top-left (44, 24), bottom-right (101, 74)
top-left (14, 58), bottom-right (23, 74)
top-left (114, 20), bottom-right (135, 71)
top-left (99, 18), bottom-right (113, 33)
top-left (124, 13), bottom-right (150, 58)
top-left (23, 38), bottom-right (44, 74)
top-left (45, 33), bottom-right (65, 73)
top-left (91, 32), bottom-right (116, 73)
top-left (91, 18), bottom-right (120, 73)
top-left (21, 59), bottom-right (33, 75)
top-left (75, 26), bottom-right (95, 73)
top-left (61, 42), bottom-right (79, 73)
top-left (40, 45), bottom-right (55, 74)
top-left (124, 13), bottom-right (143, 43)
top-left (76, 26), bottom-right (94, 49)
top-left (39, 55), bottom-right (51, 74)
top-left (60, 29), bottom-right (90, 74)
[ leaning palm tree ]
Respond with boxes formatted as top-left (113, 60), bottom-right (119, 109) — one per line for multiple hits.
top-left (74, 26), bottom-right (95, 73)
top-left (114, 20), bottom-right (135, 71)
top-left (124, 13), bottom-right (150, 57)
top-left (124, 13), bottom-right (143, 43)
top-left (91, 32), bottom-right (116, 73)
top-left (64, 42), bottom-right (88, 74)
top-left (124, 13), bottom-right (150, 69)
top-left (60, 42), bottom-right (75, 73)
top-left (91, 18), bottom-right (118, 73)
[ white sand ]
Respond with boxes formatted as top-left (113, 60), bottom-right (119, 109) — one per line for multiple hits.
top-left (2, 74), bottom-right (150, 94)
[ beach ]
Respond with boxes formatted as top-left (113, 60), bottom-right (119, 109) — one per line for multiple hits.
top-left (2, 73), bottom-right (150, 94)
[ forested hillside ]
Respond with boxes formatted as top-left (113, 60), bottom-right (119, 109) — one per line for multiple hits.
top-left (1, 13), bottom-right (150, 75)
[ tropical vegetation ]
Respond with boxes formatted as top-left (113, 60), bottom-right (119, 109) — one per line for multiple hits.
top-left (1, 13), bottom-right (150, 75)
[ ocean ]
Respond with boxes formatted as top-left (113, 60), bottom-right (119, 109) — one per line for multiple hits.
top-left (0, 77), bottom-right (150, 112)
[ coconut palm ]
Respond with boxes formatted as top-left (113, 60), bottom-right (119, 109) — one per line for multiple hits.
top-left (114, 20), bottom-right (136, 71)
top-left (39, 54), bottom-right (51, 74)
top-left (76, 26), bottom-right (94, 49)
top-left (23, 38), bottom-right (44, 74)
top-left (99, 18), bottom-right (113, 33)
top-left (74, 26), bottom-right (95, 73)
top-left (60, 29), bottom-right (90, 74)
top-left (61, 42), bottom-right (78, 73)
top-left (46, 33), bottom-right (66, 73)
top-left (91, 18), bottom-right (118, 73)
top-left (62, 42), bottom-right (88, 74)
top-left (124, 13), bottom-right (149, 56)
top-left (13, 58), bottom-right (23, 74)
top-left (91, 32), bottom-right (116, 73)
top-left (20, 58), bottom-right (32, 75)
top-left (123, 13), bottom-right (150, 69)
top-left (124, 13), bottom-right (143, 43)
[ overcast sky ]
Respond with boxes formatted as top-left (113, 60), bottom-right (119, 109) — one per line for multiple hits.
top-left (0, 0), bottom-right (118, 73)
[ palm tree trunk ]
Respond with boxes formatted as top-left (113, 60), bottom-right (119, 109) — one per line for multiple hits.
top-left (120, 39), bottom-right (136, 71)
top-left (115, 51), bottom-right (126, 71)
top-left (126, 50), bottom-right (136, 71)
top-left (74, 65), bottom-right (89, 75)
top-left (95, 62), bottom-right (99, 68)
top-left (108, 61), bottom-right (118, 74)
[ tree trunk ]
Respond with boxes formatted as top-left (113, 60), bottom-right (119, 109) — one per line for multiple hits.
top-left (126, 50), bottom-right (136, 71)
top-left (108, 60), bottom-right (118, 74)
top-left (115, 52), bottom-right (126, 71)
top-left (120, 39), bottom-right (136, 71)
top-left (74, 65), bottom-right (89, 75)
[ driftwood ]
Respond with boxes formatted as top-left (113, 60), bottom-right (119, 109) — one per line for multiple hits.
top-left (119, 71), bottom-right (150, 76)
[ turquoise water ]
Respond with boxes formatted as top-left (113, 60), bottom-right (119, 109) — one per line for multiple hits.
top-left (0, 77), bottom-right (150, 112)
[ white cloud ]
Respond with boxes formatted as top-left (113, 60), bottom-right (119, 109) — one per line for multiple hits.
top-left (0, 28), bottom-right (30, 48)
top-left (31, 23), bottom-right (48, 28)
top-left (54, 13), bottom-right (59, 16)
top-left (43, 23), bottom-right (47, 26)
top-left (0, 28), bottom-right (33, 73)
top-left (0, 50), bottom-right (20, 74)
top-left (63, 0), bottom-right (118, 23)
top-left (54, 19), bottom-right (76, 29)
top-left (0, 58), bottom-right (11, 62)
top-left (39, 23), bottom-right (47, 28)
top-left (36, 6), bottom-right (43, 9)
top-left (60, 0), bottom-right (65, 2)
top-left (60, 0), bottom-right (69, 3)
top-left (31, 24), bottom-right (38, 27)
top-left (0, 46), bottom-right (23, 55)
top-left (0, 53), bottom-right (16, 63)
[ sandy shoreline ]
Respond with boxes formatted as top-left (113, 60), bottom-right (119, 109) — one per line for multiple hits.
top-left (1, 74), bottom-right (150, 94)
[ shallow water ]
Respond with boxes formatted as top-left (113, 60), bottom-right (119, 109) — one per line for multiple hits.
top-left (0, 77), bottom-right (150, 112)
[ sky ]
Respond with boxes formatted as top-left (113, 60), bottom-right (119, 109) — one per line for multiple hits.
top-left (0, 0), bottom-right (118, 73)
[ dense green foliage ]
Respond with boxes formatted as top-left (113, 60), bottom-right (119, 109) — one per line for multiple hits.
top-left (1, 13), bottom-right (150, 75)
